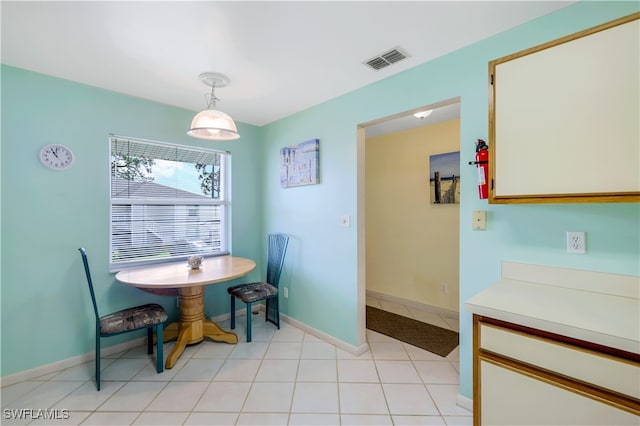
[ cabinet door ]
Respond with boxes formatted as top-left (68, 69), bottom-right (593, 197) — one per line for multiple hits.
top-left (488, 13), bottom-right (639, 204)
top-left (480, 359), bottom-right (639, 425)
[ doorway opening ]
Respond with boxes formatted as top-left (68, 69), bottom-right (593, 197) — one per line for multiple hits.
top-left (356, 98), bottom-right (461, 345)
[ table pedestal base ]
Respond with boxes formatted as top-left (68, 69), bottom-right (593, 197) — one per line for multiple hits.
top-left (163, 285), bottom-right (238, 369)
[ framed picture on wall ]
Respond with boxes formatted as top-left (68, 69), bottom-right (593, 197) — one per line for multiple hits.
top-left (280, 139), bottom-right (320, 188)
top-left (430, 151), bottom-right (460, 204)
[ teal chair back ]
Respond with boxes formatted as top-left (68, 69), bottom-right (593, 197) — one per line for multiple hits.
top-left (79, 247), bottom-right (166, 390)
top-left (227, 233), bottom-right (289, 342)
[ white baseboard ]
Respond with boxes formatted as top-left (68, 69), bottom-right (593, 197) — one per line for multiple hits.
top-left (457, 393), bottom-right (473, 412)
top-left (0, 338), bottom-right (145, 388)
top-left (367, 289), bottom-right (459, 319)
top-left (280, 313), bottom-right (369, 356)
top-left (221, 305), bottom-right (369, 356)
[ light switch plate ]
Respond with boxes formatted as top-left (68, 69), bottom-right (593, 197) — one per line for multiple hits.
top-left (472, 210), bottom-right (487, 230)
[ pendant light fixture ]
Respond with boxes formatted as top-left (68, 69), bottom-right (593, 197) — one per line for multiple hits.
top-left (187, 72), bottom-right (240, 140)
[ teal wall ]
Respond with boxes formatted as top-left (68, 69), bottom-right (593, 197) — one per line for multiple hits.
top-left (1, 66), bottom-right (264, 376)
top-left (261, 1), bottom-right (640, 400)
top-left (1, 1), bottom-right (639, 403)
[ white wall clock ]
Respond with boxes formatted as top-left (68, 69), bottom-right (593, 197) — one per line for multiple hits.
top-left (39, 144), bottom-right (75, 170)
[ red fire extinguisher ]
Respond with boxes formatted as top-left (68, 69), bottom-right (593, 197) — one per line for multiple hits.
top-left (470, 139), bottom-right (489, 199)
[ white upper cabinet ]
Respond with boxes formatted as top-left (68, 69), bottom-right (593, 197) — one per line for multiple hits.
top-left (488, 13), bottom-right (639, 204)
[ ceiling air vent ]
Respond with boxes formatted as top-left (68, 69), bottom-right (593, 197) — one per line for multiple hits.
top-left (364, 47), bottom-right (410, 71)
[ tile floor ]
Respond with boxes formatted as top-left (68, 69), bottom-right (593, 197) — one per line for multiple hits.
top-left (1, 296), bottom-right (470, 425)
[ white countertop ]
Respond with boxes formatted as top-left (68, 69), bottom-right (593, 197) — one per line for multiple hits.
top-left (465, 263), bottom-right (640, 355)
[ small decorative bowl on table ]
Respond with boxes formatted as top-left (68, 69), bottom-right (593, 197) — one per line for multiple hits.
top-left (187, 255), bottom-right (203, 269)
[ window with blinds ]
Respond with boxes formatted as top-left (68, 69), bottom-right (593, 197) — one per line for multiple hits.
top-left (109, 136), bottom-right (230, 271)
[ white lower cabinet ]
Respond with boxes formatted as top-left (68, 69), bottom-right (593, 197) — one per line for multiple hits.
top-left (474, 316), bottom-right (640, 425)
top-left (480, 360), bottom-right (638, 425)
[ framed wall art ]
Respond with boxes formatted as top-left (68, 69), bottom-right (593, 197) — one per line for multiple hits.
top-left (280, 139), bottom-right (320, 188)
top-left (430, 151), bottom-right (460, 204)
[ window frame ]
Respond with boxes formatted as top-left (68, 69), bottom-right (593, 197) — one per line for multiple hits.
top-left (109, 135), bottom-right (231, 272)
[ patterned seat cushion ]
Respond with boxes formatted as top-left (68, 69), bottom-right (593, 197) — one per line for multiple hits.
top-left (99, 303), bottom-right (167, 335)
top-left (227, 282), bottom-right (278, 303)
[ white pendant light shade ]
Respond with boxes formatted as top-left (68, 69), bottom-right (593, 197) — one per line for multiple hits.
top-left (188, 72), bottom-right (240, 141)
top-left (187, 109), bottom-right (239, 140)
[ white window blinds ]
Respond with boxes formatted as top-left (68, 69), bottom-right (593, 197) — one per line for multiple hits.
top-left (109, 136), bottom-right (230, 271)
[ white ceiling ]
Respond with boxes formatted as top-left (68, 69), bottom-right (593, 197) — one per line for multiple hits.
top-left (1, 1), bottom-right (574, 131)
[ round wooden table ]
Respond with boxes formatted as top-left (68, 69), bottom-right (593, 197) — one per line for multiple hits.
top-left (115, 255), bottom-right (256, 368)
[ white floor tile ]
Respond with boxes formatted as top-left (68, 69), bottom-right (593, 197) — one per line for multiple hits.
top-left (407, 308), bottom-right (451, 329)
top-left (213, 359), bottom-right (261, 382)
top-left (80, 411), bottom-right (140, 425)
top-left (1, 381), bottom-right (48, 408)
top-left (242, 382), bottom-right (294, 412)
top-left (340, 414), bottom-right (393, 425)
top-left (132, 361), bottom-right (181, 382)
top-left (300, 341), bottom-right (337, 359)
top-left (382, 383), bottom-right (439, 415)
top-left (48, 362), bottom-right (95, 382)
top-left (145, 381), bottom-right (209, 412)
top-left (184, 412), bottom-right (239, 425)
top-left (52, 381), bottom-right (123, 411)
top-left (172, 358), bottom-right (224, 381)
top-left (236, 412), bottom-right (289, 425)
top-left (193, 381), bottom-right (251, 412)
top-left (442, 415), bottom-right (474, 425)
top-left (392, 415), bottom-right (446, 425)
top-left (271, 324), bottom-right (305, 342)
top-left (366, 330), bottom-right (397, 343)
top-left (339, 383), bottom-right (388, 415)
top-left (192, 341), bottom-right (236, 358)
top-left (403, 343), bottom-right (447, 361)
top-left (6, 381), bottom-right (83, 410)
top-left (291, 382), bottom-right (339, 413)
top-left (414, 361), bottom-right (460, 384)
top-left (264, 341), bottom-right (302, 359)
top-left (289, 413), bottom-right (340, 425)
top-left (255, 359), bottom-right (299, 382)
top-left (29, 410), bottom-right (90, 425)
top-left (133, 412), bottom-right (190, 425)
top-left (375, 360), bottom-right (422, 383)
top-left (337, 347), bottom-right (372, 360)
top-left (100, 357), bottom-right (150, 381)
top-left (446, 346), bottom-right (460, 362)
top-left (297, 359), bottom-right (337, 382)
top-left (228, 341), bottom-right (269, 359)
top-left (426, 384), bottom-right (473, 416)
top-left (337, 359), bottom-right (379, 383)
top-left (369, 341), bottom-right (410, 360)
top-left (97, 381), bottom-right (166, 411)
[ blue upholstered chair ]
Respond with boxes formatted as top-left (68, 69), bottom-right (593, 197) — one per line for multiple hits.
top-left (79, 247), bottom-right (167, 390)
top-left (227, 233), bottom-right (289, 342)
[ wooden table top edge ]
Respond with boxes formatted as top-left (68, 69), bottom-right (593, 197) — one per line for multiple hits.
top-left (114, 255), bottom-right (256, 288)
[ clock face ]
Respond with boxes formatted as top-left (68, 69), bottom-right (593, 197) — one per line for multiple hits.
top-left (39, 144), bottom-right (74, 170)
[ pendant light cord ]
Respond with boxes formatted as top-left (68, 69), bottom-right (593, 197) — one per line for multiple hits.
top-left (205, 85), bottom-right (219, 109)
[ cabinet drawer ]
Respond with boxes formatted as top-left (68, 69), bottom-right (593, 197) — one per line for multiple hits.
top-left (480, 359), bottom-right (640, 425)
top-left (480, 323), bottom-right (640, 398)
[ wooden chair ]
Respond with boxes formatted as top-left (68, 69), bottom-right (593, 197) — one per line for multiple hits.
top-left (227, 233), bottom-right (289, 342)
top-left (79, 247), bottom-right (167, 390)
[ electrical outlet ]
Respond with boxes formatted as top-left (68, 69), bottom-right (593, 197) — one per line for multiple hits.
top-left (440, 282), bottom-right (448, 294)
top-left (283, 287), bottom-right (289, 299)
top-left (566, 232), bottom-right (586, 254)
